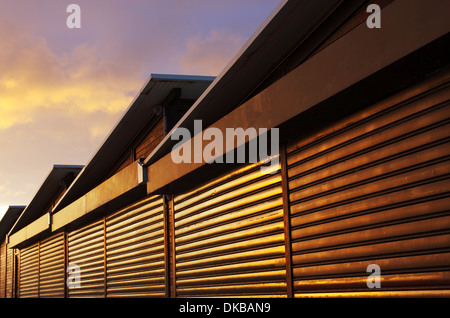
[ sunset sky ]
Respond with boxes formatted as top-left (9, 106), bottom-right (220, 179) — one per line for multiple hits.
top-left (0, 0), bottom-right (281, 219)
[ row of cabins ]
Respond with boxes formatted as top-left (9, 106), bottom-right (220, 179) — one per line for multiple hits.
top-left (1, 0), bottom-right (449, 298)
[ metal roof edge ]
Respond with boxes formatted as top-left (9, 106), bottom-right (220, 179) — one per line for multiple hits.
top-left (0, 205), bottom-right (26, 241)
top-left (53, 73), bottom-right (214, 212)
top-left (142, 0), bottom-right (349, 167)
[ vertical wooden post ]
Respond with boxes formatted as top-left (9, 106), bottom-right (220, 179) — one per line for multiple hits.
top-left (169, 196), bottom-right (177, 298)
top-left (103, 217), bottom-right (107, 298)
top-left (37, 241), bottom-right (40, 298)
top-left (14, 250), bottom-right (19, 298)
top-left (64, 232), bottom-right (68, 298)
top-left (163, 195), bottom-right (171, 298)
top-left (280, 143), bottom-right (294, 298)
top-left (3, 242), bottom-right (7, 297)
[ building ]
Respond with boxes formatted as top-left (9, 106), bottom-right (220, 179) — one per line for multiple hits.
top-left (0, 206), bottom-right (25, 298)
top-left (1, 165), bottom-right (83, 298)
top-left (0, 0), bottom-right (449, 298)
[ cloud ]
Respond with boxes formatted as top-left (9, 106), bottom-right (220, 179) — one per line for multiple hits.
top-left (0, 18), bottom-right (141, 131)
top-left (0, 0), bottom-right (280, 213)
top-left (0, 17), bottom-right (141, 209)
top-left (179, 28), bottom-right (246, 76)
top-left (0, 108), bottom-right (122, 209)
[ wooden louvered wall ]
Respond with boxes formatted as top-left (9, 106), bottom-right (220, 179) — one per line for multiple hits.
top-left (65, 196), bottom-right (167, 298)
top-left (39, 233), bottom-right (65, 298)
top-left (67, 220), bottom-right (105, 298)
top-left (286, 72), bottom-right (450, 297)
top-left (0, 241), bottom-right (5, 298)
top-left (105, 195), bottom-right (166, 297)
top-left (19, 243), bottom-right (39, 298)
top-left (7, 73), bottom-right (449, 299)
top-left (173, 161), bottom-right (287, 297)
top-left (5, 245), bottom-right (14, 298)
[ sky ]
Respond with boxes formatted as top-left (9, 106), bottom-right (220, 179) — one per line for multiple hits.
top-left (0, 0), bottom-right (282, 220)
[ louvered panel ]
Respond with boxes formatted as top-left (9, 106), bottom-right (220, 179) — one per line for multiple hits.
top-left (287, 75), bottom-right (450, 297)
top-left (106, 195), bottom-right (166, 297)
top-left (68, 220), bottom-right (105, 297)
top-left (0, 241), bottom-right (5, 298)
top-left (174, 161), bottom-right (286, 297)
top-left (5, 246), bottom-right (13, 298)
top-left (39, 233), bottom-right (65, 298)
top-left (19, 243), bottom-right (39, 298)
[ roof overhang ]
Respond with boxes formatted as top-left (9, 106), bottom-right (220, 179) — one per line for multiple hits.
top-left (54, 0), bottom-right (364, 212)
top-left (0, 206), bottom-right (25, 242)
top-left (54, 74), bottom-right (215, 212)
top-left (143, 0), bottom-right (367, 167)
top-left (8, 0), bottom-right (449, 249)
top-left (8, 159), bottom-right (147, 248)
top-left (9, 165), bottom-right (83, 235)
top-left (144, 0), bottom-right (450, 195)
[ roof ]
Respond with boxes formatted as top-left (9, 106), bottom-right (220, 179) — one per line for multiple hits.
top-left (9, 165), bottom-right (83, 234)
top-left (54, 0), bottom-right (366, 211)
top-left (0, 206), bottom-right (25, 241)
top-left (54, 74), bottom-right (215, 212)
top-left (143, 0), bottom-right (359, 166)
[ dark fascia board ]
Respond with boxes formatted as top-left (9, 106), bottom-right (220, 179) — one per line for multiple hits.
top-left (144, 0), bottom-right (450, 196)
top-left (0, 206), bottom-right (25, 241)
top-left (53, 74), bottom-right (214, 212)
top-left (8, 165), bottom-right (83, 235)
top-left (143, 0), bottom-right (366, 167)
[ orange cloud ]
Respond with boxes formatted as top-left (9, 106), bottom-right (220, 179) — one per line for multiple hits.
top-left (0, 18), bottom-right (143, 211)
top-left (0, 19), bottom-right (141, 132)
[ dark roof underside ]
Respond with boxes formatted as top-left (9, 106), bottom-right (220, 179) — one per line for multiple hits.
top-left (10, 165), bottom-right (83, 234)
